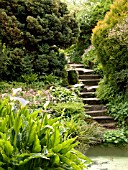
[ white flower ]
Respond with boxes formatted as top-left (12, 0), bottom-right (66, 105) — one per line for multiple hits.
top-left (2, 93), bottom-right (7, 98)
top-left (12, 88), bottom-right (22, 96)
top-left (10, 97), bottom-right (29, 107)
top-left (44, 101), bottom-right (50, 110)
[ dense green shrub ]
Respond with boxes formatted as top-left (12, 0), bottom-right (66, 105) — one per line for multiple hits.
top-left (108, 17), bottom-right (128, 47)
top-left (96, 78), bottom-right (117, 102)
top-left (92, 0), bottom-right (128, 93)
top-left (0, 42), bottom-right (9, 79)
top-left (68, 70), bottom-right (78, 85)
top-left (92, 0), bottom-right (128, 127)
top-left (0, 0), bottom-right (79, 81)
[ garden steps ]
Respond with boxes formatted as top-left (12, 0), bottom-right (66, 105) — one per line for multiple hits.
top-left (82, 85), bottom-right (98, 92)
top-left (79, 79), bottom-right (100, 86)
top-left (86, 110), bottom-right (107, 117)
top-left (79, 74), bottom-right (101, 79)
top-left (84, 104), bottom-right (107, 111)
top-left (93, 116), bottom-right (114, 124)
top-left (68, 63), bottom-right (116, 129)
top-left (100, 122), bottom-right (116, 129)
top-left (68, 63), bottom-right (85, 68)
top-left (83, 98), bottom-right (101, 105)
top-left (67, 67), bottom-right (93, 74)
top-left (80, 92), bottom-right (96, 98)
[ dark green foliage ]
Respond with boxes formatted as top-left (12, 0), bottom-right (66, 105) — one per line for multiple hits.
top-left (68, 70), bottom-right (78, 85)
top-left (96, 78), bottom-right (117, 102)
top-left (0, 0), bottom-right (79, 81)
top-left (0, 42), bottom-right (10, 80)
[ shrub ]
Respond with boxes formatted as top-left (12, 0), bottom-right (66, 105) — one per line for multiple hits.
top-left (51, 102), bottom-right (105, 152)
top-left (96, 78), bottom-right (117, 102)
top-left (0, 0), bottom-right (79, 81)
top-left (92, 0), bottom-right (128, 127)
top-left (21, 73), bottom-right (38, 84)
top-left (92, 0), bottom-right (128, 94)
top-left (108, 17), bottom-right (128, 47)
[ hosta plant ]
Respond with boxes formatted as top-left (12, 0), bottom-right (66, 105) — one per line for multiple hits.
top-left (0, 98), bottom-right (91, 170)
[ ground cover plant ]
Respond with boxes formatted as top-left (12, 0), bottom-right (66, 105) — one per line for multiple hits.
top-left (103, 129), bottom-right (128, 145)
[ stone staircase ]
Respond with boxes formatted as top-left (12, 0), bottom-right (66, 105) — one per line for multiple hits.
top-left (68, 63), bottom-right (115, 129)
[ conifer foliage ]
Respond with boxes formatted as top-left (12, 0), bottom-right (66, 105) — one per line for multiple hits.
top-left (0, 0), bottom-right (79, 81)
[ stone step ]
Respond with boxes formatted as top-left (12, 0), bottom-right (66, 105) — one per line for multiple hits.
top-left (82, 85), bottom-right (98, 92)
top-left (79, 79), bottom-right (100, 86)
top-left (80, 92), bottom-right (96, 98)
top-left (79, 74), bottom-right (101, 79)
top-left (71, 83), bottom-right (84, 88)
top-left (101, 122), bottom-right (116, 129)
top-left (93, 116), bottom-right (115, 124)
top-left (85, 105), bottom-right (106, 111)
top-left (83, 98), bottom-right (101, 105)
top-left (86, 110), bottom-right (107, 117)
top-left (75, 68), bottom-right (93, 75)
top-left (68, 63), bottom-right (84, 68)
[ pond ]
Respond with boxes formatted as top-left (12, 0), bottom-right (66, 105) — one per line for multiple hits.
top-left (85, 144), bottom-right (128, 170)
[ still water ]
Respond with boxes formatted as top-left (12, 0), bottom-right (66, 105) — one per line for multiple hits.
top-left (86, 144), bottom-right (128, 170)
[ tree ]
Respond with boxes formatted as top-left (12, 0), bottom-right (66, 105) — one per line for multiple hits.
top-left (0, 0), bottom-right (79, 81)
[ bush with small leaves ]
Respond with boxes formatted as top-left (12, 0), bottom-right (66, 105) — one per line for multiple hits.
top-left (0, 0), bottom-right (79, 81)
